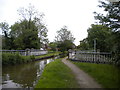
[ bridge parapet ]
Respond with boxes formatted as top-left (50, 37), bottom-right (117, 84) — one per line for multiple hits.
top-left (68, 50), bottom-right (113, 64)
top-left (1, 49), bottom-right (48, 56)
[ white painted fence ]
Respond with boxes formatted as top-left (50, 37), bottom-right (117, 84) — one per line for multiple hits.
top-left (30, 51), bottom-right (48, 56)
top-left (68, 50), bottom-right (113, 64)
top-left (1, 49), bottom-right (48, 56)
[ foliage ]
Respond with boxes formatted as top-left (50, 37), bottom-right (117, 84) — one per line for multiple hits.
top-left (55, 26), bottom-right (75, 52)
top-left (35, 17), bottom-right (49, 48)
top-left (48, 42), bottom-right (57, 51)
top-left (2, 52), bottom-right (61, 66)
top-left (17, 4), bottom-right (49, 49)
top-left (17, 3), bottom-right (38, 21)
top-left (55, 26), bottom-right (75, 42)
top-left (10, 20), bottom-right (40, 49)
top-left (0, 22), bottom-right (13, 49)
top-left (94, 0), bottom-right (120, 65)
top-left (2, 53), bottom-right (35, 65)
top-left (0, 22), bottom-right (9, 37)
top-left (59, 51), bottom-right (68, 58)
top-left (72, 61), bottom-right (120, 88)
top-left (57, 40), bottom-right (75, 52)
top-left (77, 1), bottom-right (120, 65)
top-left (77, 24), bottom-right (112, 52)
top-left (77, 38), bottom-right (89, 50)
top-left (87, 24), bottom-right (112, 52)
top-left (94, 1), bottom-right (120, 31)
top-left (1, 4), bottom-right (48, 50)
top-left (35, 58), bottom-right (79, 88)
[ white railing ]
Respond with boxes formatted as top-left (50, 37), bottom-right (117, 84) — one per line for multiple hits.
top-left (68, 50), bottom-right (113, 64)
top-left (30, 51), bottom-right (48, 56)
top-left (1, 49), bottom-right (48, 56)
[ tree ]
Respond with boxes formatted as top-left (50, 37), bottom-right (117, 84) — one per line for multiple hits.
top-left (55, 26), bottom-right (75, 52)
top-left (8, 4), bottom-right (48, 49)
top-left (0, 22), bottom-right (13, 49)
top-left (48, 42), bottom-right (57, 51)
top-left (87, 24), bottom-right (112, 52)
top-left (0, 22), bottom-right (9, 38)
top-left (94, 0), bottom-right (120, 65)
top-left (18, 3), bottom-right (38, 21)
top-left (77, 38), bottom-right (89, 50)
top-left (55, 26), bottom-right (75, 42)
top-left (94, 1), bottom-right (120, 31)
top-left (57, 40), bottom-right (75, 52)
top-left (10, 20), bottom-right (40, 49)
top-left (35, 17), bottom-right (49, 48)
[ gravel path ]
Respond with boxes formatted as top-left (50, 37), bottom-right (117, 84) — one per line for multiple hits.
top-left (62, 57), bottom-right (102, 88)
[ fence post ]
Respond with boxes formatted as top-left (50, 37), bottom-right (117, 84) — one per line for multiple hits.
top-left (25, 48), bottom-right (30, 56)
top-left (68, 49), bottom-right (71, 59)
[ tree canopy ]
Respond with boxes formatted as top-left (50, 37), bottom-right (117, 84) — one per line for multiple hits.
top-left (10, 20), bottom-right (40, 49)
top-left (55, 26), bottom-right (75, 52)
top-left (87, 24), bottom-right (112, 52)
top-left (77, 0), bottom-right (120, 66)
top-left (55, 26), bottom-right (75, 42)
top-left (94, 0), bottom-right (120, 65)
top-left (1, 4), bottom-right (48, 50)
top-left (94, 1), bottom-right (120, 32)
top-left (0, 22), bottom-right (9, 38)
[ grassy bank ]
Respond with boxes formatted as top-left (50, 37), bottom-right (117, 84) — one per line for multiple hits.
top-left (2, 53), bottom-right (35, 65)
top-left (71, 61), bottom-right (120, 88)
top-left (2, 52), bottom-right (61, 66)
top-left (35, 58), bottom-right (79, 88)
top-left (35, 52), bottom-right (61, 60)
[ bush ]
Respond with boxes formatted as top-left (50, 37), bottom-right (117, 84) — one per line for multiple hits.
top-left (2, 53), bottom-right (9, 65)
top-left (2, 53), bottom-right (35, 65)
top-left (60, 51), bottom-right (68, 58)
top-left (30, 55), bottom-right (35, 61)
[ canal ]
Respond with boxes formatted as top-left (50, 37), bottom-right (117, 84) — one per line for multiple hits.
top-left (2, 58), bottom-right (55, 88)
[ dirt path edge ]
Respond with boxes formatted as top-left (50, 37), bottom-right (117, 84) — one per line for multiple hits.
top-left (62, 57), bottom-right (102, 88)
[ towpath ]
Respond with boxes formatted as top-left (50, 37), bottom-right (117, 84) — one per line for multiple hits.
top-left (62, 57), bottom-right (102, 88)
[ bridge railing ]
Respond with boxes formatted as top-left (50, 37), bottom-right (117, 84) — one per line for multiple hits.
top-left (1, 50), bottom-right (26, 56)
top-left (68, 50), bottom-right (113, 64)
top-left (1, 49), bottom-right (48, 56)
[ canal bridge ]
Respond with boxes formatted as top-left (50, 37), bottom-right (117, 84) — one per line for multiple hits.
top-left (68, 50), bottom-right (113, 64)
top-left (1, 49), bottom-right (48, 56)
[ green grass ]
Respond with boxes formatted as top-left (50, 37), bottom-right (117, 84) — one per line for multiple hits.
top-left (35, 58), bottom-right (79, 88)
top-left (2, 52), bottom-right (61, 66)
top-left (35, 52), bottom-right (61, 59)
top-left (2, 53), bottom-right (35, 65)
top-left (71, 61), bottom-right (120, 88)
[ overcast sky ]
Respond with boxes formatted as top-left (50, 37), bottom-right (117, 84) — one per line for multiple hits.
top-left (0, 0), bottom-right (105, 45)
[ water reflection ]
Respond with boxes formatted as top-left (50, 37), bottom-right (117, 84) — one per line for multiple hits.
top-left (2, 58), bottom-right (54, 88)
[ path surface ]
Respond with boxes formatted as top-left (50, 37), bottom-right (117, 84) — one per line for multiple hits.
top-left (62, 57), bottom-right (102, 88)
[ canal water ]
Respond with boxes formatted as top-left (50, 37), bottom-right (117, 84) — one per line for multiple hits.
top-left (2, 58), bottom-right (55, 88)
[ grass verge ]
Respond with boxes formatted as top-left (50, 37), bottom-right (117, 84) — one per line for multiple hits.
top-left (35, 58), bottom-right (79, 88)
top-left (35, 52), bottom-right (61, 59)
top-left (71, 61), bottom-right (120, 88)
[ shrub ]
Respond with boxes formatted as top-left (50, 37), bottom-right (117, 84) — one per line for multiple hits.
top-left (2, 53), bottom-right (35, 65)
top-left (30, 55), bottom-right (35, 61)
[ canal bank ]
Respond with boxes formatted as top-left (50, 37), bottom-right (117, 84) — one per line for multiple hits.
top-left (35, 58), bottom-right (79, 88)
top-left (2, 52), bottom-right (62, 88)
top-left (2, 52), bottom-right (61, 66)
top-left (34, 52), bottom-right (61, 61)
top-left (2, 58), bottom-right (55, 88)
